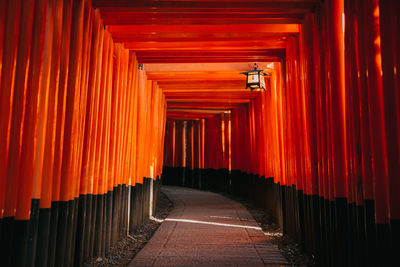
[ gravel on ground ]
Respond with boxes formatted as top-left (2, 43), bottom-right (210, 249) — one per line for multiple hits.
top-left (85, 192), bottom-right (174, 267)
top-left (87, 188), bottom-right (314, 266)
top-left (222, 193), bottom-right (316, 266)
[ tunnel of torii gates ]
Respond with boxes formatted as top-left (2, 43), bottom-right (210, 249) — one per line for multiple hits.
top-left (0, 0), bottom-right (399, 266)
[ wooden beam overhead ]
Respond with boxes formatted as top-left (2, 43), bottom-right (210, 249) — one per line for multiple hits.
top-left (167, 102), bottom-right (247, 109)
top-left (111, 33), bottom-right (295, 44)
top-left (168, 108), bottom-right (229, 114)
top-left (108, 24), bottom-right (299, 34)
top-left (145, 63), bottom-right (276, 72)
top-left (136, 49), bottom-right (284, 57)
top-left (158, 80), bottom-right (245, 87)
top-left (146, 71), bottom-right (250, 81)
top-left (94, 0), bottom-right (318, 117)
top-left (101, 12), bottom-right (303, 25)
top-left (136, 49), bottom-right (283, 63)
top-left (124, 39), bottom-right (287, 50)
top-left (164, 91), bottom-right (259, 99)
top-left (93, 0), bottom-right (319, 10)
top-left (166, 98), bottom-right (251, 103)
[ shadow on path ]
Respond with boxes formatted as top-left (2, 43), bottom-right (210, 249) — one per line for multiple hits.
top-left (129, 186), bottom-right (290, 267)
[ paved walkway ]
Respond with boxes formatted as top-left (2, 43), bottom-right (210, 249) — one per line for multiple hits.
top-left (129, 186), bottom-right (289, 267)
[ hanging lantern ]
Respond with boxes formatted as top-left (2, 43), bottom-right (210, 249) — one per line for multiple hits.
top-left (241, 63), bottom-right (270, 91)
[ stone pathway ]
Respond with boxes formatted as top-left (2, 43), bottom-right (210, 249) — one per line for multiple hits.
top-left (129, 186), bottom-right (290, 267)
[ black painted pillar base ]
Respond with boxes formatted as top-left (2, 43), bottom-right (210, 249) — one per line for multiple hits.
top-left (35, 207), bottom-right (51, 267)
top-left (25, 199), bottom-right (40, 267)
top-left (142, 179), bottom-right (150, 221)
top-left (11, 219), bottom-right (30, 267)
top-left (74, 194), bottom-right (87, 267)
top-left (111, 186), bottom-right (120, 245)
top-left (364, 199), bottom-right (377, 266)
top-left (391, 219), bottom-right (400, 266)
top-left (89, 194), bottom-right (98, 258)
top-left (310, 195), bottom-right (321, 266)
top-left (105, 191), bottom-right (112, 253)
top-left (0, 217), bottom-right (14, 266)
top-left (83, 194), bottom-right (93, 262)
top-left (376, 223), bottom-right (391, 266)
top-left (47, 201), bottom-right (59, 267)
top-left (335, 197), bottom-right (349, 266)
top-left (94, 194), bottom-right (105, 257)
top-left (54, 200), bottom-right (69, 267)
top-left (355, 204), bottom-right (367, 267)
top-left (129, 185), bottom-right (137, 235)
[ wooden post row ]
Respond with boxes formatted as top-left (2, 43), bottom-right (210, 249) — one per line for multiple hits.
top-left (159, 0), bottom-right (398, 265)
top-left (0, 0), bottom-right (168, 266)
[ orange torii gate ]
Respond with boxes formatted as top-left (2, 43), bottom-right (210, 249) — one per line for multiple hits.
top-left (0, 0), bottom-right (399, 266)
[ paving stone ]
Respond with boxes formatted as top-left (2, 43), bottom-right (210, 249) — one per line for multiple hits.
top-left (129, 186), bottom-right (289, 267)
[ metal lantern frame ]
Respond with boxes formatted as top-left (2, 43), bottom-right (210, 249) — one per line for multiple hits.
top-left (241, 63), bottom-right (271, 91)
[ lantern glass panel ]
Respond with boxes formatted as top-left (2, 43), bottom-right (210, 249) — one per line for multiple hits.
top-left (248, 71), bottom-right (259, 83)
top-left (260, 74), bottom-right (265, 89)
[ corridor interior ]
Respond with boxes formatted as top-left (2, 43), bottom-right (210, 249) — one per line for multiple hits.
top-left (0, 0), bottom-right (399, 266)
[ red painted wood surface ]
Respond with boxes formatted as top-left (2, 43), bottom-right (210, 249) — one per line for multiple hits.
top-left (156, 0), bottom-right (398, 229)
top-left (379, 0), bottom-right (400, 220)
top-left (0, 0), bottom-right (22, 218)
top-left (40, 0), bottom-right (65, 209)
top-left (3, 0), bottom-right (36, 219)
top-left (0, 0), bottom-right (398, 264)
top-left (15, 0), bottom-right (48, 220)
top-left (0, 0), bottom-right (167, 215)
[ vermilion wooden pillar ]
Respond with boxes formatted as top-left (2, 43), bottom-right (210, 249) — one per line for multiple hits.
top-left (174, 120), bottom-right (184, 169)
top-left (3, 0), bottom-right (35, 221)
top-left (125, 53), bottom-right (136, 186)
top-left (128, 52), bottom-right (139, 190)
top-left (275, 64), bottom-right (286, 186)
top-left (56, 1), bottom-right (84, 266)
top-left (36, 0), bottom-right (64, 265)
top-left (259, 91), bottom-right (268, 178)
top-left (73, 4), bottom-right (95, 265)
top-left (29, 0), bottom-right (56, 265)
top-left (13, 1), bottom-right (48, 266)
top-left (46, 1), bottom-right (73, 266)
top-left (104, 38), bottom-right (115, 252)
top-left (0, 0), bottom-right (172, 265)
top-left (363, 1), bottom-right (391, 262)
top-left (101, 32), bottom-right (113, 256)
top-left (92, 26), bottom-right (110, 258)
top-left (379, 1), bottom-right (400, 246)
top-left (0, 0), bottom-right (35, 265)
top-left (299, 14), bottom-right (323, 260)
top-left (0, 1), bottom-right (22, 236)
top-left (135, 68), bottom-right (146, 185)
top-left (344, 2), bottom-right (371, 265)
top-left (230, 107), bottom-right (240, 173)
top-left (0, 0), bottom-right (6, 105)
top-left (206, 115), bottom-right (222, 170)
top-left (164, 120), bottom-right (175, 168)
top-left (110, 43), bottom-right (122, 245)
